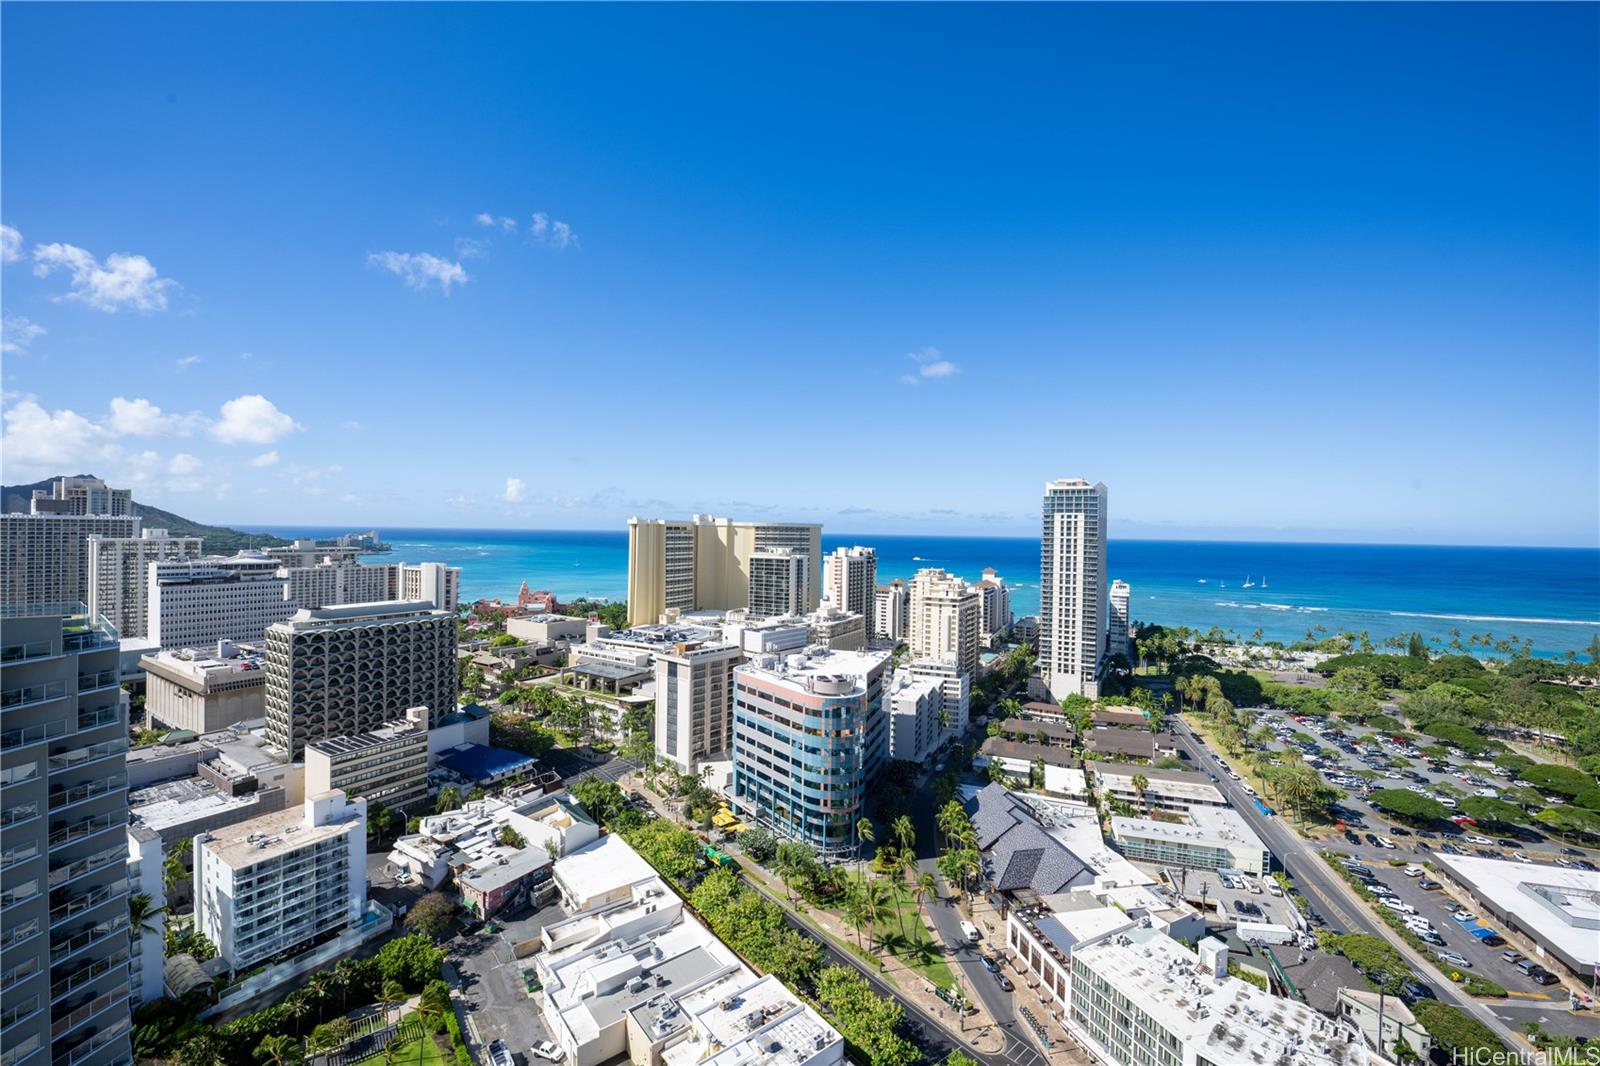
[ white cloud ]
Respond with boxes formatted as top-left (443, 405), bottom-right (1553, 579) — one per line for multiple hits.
top-left (366, 250), bottom-right (468, 293)
top-left (32, 242), bottom-right (176, 312)
top-left (174, 355), bottom-right (202, 370)
top-left (0, 397), bottom-right (118, 478)
top-left (107, 396), bottom-right (204, 437)
top-left (900, 345), bottom-right (959, 385)
top-left (249, 450), bottom-right (279, 467)
top-left (474, 213), bottom-right (518, 233)
top-left (0, 224), bottom-right (21, 263)
top-left (210, 394), bottom-right (301, 444)
top-left (1, 314), bottom-right (44, 354)
top-left (339, 420), bottom-right (365, 431)
top-left (454, 237), bottom-right (491, 260)
top-left (167, 453), bottom-right (202, 475)
top-left (530, 213), bottom-right (578, 250)
top-left (501, 477), bottom-right (527, 503)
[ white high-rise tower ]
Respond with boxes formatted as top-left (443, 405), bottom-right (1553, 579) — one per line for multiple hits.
top-left (1040, 478), bottom-right (1107, 699)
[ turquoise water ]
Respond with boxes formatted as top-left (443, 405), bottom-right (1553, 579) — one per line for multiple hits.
top-left (246, 526), bottom-right (1600, 659)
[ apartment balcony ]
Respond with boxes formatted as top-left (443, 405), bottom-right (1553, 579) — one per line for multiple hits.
top-left (0, 1033), bottom-right (45, 1066)
top-left (49, 812), bottom-right (122, 852)
top-left (0, 640), bottom-right (60, 666)
top-left (49, 880), bottom-right (124, 930)
top-left (0, 682), bottom-right (68, 712)
top-left (47, 775), bottom-right (126, 813)
top-left (50, 950), bottom-right (128, 1006)
top-left (75, 671), bottom-right (119, 695)
top-left (0, 955), bottom-right (43, 995)
top-left (0, 998), bottom-right (43, 1042)
top-left (0, 715), bottom-right (65, 753)
top-left (52, 985), bottom-right (129, 1041)
top-left (73, 708), bottom-right (121, 735)
top-left (59, 1015), bottom-right (131, 1066)
top-left (50, 915), bottom-right (128, 967)
top-left (47, 845), bottom-right (127, 893)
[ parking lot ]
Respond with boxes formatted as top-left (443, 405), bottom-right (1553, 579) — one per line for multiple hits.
top-left (449, 900), bottom-right (562, 1062)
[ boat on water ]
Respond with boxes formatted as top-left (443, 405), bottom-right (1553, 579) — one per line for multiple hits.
top-left (1261, 576), bottom-right (1268, 589)
top-left (1241, 576), bottom-right (1256, 588)
top-left (1198, 579), bottom-right (1207, 584)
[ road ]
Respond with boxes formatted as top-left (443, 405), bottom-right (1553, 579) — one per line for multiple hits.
top-left (1168, 716), bottom-right (1532, 1052)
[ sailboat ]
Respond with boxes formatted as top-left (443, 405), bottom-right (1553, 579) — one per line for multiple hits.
top-left (1261, 576), bottom-right (1269, 589)
top-left (1241, 575), bottom-right (1256, 589)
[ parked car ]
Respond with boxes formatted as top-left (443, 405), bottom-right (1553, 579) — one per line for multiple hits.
top-left (993, 970), bottom-right (1015, 992)
top-left (531, 1041), bottom-right (564, 1063)
top-left (1529, 969), bottom-right (1559, 986)
top-left (1417, 930), bottom-right (1446, 946)
top-left (1419, 880), bottom-right (1442, 891)
top-left (1501, 950), bottom-right (1525, 964)
top-left (1399, 980), bottom-right (1435, 1003)
top-left (1438, 951), bottom-right (1473, 969)
top-left (981, 956), bottom-right (999, 973)
top-left (1451, 910), bottom-right (1475, 923)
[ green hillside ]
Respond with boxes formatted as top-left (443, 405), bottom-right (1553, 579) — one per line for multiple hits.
top-left (2, 474), bottom-right (293, 552)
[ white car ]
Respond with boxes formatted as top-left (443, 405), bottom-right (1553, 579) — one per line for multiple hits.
top-left (1467, 835), bottom-right (1492, 845)
top-left (1381, 898), bottom-right (1414, 914)
top-left (531, 1042), bottom-right (565, 1063)
top-left (1438, 951), bottom-right (1473, 969)
top-left (1451, 910), bottom-right (1475, 922)
top-left (1403, 865), bottom-right (1425, 878)
top-left (1378, 837), bottom-right (1396, 849)
top-left (960, 920), bottom-right (981, 942)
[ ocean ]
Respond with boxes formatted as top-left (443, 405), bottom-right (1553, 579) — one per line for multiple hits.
top-left (244, 527), bottom-right (1600, 659)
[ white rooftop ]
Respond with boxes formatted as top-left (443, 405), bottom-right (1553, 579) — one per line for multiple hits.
top-left (1433, 853), bottom-right (1600, 967)
top-left (1113, 805), bottom-right (1265, 851)
top-left (553, 833), bottom-right (656, 905)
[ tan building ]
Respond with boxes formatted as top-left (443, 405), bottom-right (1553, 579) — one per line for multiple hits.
top-left (626, 515), bottom-right (821, 625)
top-left (908, 567), bottom-right (981, 677)
top-left (304, 708), bottom-right (430, 810)
top-left (141, 644), bottom-right (267, 732)
top-left (823, 545), bottom-right (877, 635)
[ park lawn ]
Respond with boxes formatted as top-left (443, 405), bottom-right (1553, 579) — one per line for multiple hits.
top-left (849, 874), bottom-right (956, 991)
top-left (350, 1019), bottom-right (447, 1066)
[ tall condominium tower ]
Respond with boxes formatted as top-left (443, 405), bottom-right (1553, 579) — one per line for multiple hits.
top-left (1, 512), bottom-right (141, 610)
top-left (1108, 579), bottom-right (1132, 661)
top-left (873, 579), bottom-right (910, 643)
top-left (86, 528), bottom-right (205, 638)
top-left (29, 475), bottom-right (133, 517)
top-left (747, 547), bottom-right (808, 618)
top-left (908, 568), bottom-right (981, 677)
top-left (1040, 478), bottom-right (1108, 699)
top-left (263, 601), bottom-right (457, 758)
top-left (653, 638), bottom-right (744, 771)
top-left (975, 568), bottom-right (1013, 645)
top-left (391, 562), bottom-right (461, 615)
top-left (730, 647), bottom-right (889, 860)
top-left (0, 604), bottom-right (133, 1066)
top-left (147, 553), bottom-right (294, 650)
top-left (626, 515), bottom-right (822, 625)
top-left (823, 546), bottom-right (876, 636)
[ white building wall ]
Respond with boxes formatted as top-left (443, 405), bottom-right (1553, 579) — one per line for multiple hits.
top-left (1040, 479), bottom-right (1107, 700)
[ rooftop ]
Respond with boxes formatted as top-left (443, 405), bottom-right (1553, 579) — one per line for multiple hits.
top-left (1432, 853), bottom-right (1600, 968)
top-left (200, 791), bottom-right (362, 868)
top-left (437, 743), bottom-right (540, 782)
top-left (1112, 806), bottom-right (1266, 852)
top-left (981, 736), bottom-right (1082, 769)
top-left (966, 782), bottom-right (1091, 895)
top-left (274, 600), bottom-right (448, 629)
top-left (1086, 726), bottom-right (1156, 758)
top-left (735, 646), bottom-right (890, 695)
top-left (131, 777), bottom-right (267, 833)
top-left (306, 715), bottom-right (427, 758)
top-left (553, 833), bottom-right (657, 905)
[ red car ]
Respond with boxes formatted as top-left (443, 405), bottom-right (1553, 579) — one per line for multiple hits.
top-left (1451, 815), bottom-right (1479, 826)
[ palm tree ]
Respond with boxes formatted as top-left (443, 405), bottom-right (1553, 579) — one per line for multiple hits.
top-left (892, 815), bottom-right (915, 864)
top-left (862, 878), bottom-right (888, 952)
top-left (418, 981), bottom-right (452, 1034)
top-left (1131, 773), bottom-right (1149, 811)
top-left (163, 838), bottom-right (192, 896)
top-left (844, 883), bottom-right (871, 952)
top-left (915, 870), bottom-right (937, 923)
top-left (381, 979), bottom-right (408, 1025)
top-left (284, 994), bottom-right (315, 1038)
top-left (128, 891), bottom-right (163, 940)
top-left (855, 818), bottom-right (875, 879)
top-left (256, 1035), bottom-right (302, 1066)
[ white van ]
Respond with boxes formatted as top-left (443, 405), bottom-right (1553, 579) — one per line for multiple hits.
top-left (960, 920), bottom-right (981, 943)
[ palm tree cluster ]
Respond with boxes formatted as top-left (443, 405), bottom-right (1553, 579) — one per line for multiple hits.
top-left (935, 801), bottom-right (980, 907)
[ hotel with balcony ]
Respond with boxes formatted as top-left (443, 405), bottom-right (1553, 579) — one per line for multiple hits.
top-left (0, 604), bottom-right (134, 1066)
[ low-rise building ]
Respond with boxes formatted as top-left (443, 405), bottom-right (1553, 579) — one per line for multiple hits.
top-left (506, 614), bottom-right (591, 644)
top-left (1111, 805), bottom-right (1270, 876)
top-left (1337, 987), bottom-right (1432, 1061)
top-left (975, 738), bottom-right (1087, 797)
top-left (305, 708), bottom-right (430, 810)
top-left (997, 717), bottom-right (1075, 748)
top-left (1091, 763), bottom-right (1228, 813)
top-left (1431, 853), bottom-right (1600, 978)
top-left (1085, 726), bottom-right (1156, 763)
top-left (140, 643), bottom-right (267, 733)
top-left (1091, 706), bottom-right (1148, 729)
top-left (967, 783), bottom-right (1094, 897)
top-left (1068, 929), bottom-right (1373, 1066)
top-left (194, 789), bottom-right (367, 971)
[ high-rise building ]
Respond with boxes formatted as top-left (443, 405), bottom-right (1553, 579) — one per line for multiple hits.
top-left (885, 671), bottom-right (943, 763)
top-left (147, 553), bottom-right (295, 650)
top-left (391, 562), bottom-right (461, 615)
top-left (0, 604), bottom-right (133, 1066)
top-left (908, 568), bottom-right (981, 677)
top-left (194, 789), bottom-right (367, 970)
top-left (262, 540), bottom-right (367, 568)
top-left (746, 547), bottom-right (808, 618)
top-left (30, 476), bottom-right (133, 517)
top-left (263, 601), bottom-right (457, 758)
top-left (86, 528), bottom-right (205, 638)
top-left (823, 546), bottom-right (876, 635)
top-left (1, 512), bottom-right (141, 610)
top-left (975, 567), bottom-right (1013, 645)
top-left (626, 516), bottom-right (822, 625)
top-left (1108, 579), bottom-right (1131, 662)
top-left (278, 557), bottom-right (390, 611)
top-left (1040, 478), bottom-right (1107, 700)
top-left (730, 647), bottom-right (889, 860)
top-left (906, 656), bottom-right (970, 736)
top-left (653, 639), bottom-right (743, 771)
top-left (872, 579), bottom-right (910, 643)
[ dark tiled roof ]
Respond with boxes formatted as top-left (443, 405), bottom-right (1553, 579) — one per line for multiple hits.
top-left (980, 737), bottom-right (1080, 768)
top-left (964, 783), bottom-right (1090, 896)
top-left (1086, 727), bottom-right (1155, 757)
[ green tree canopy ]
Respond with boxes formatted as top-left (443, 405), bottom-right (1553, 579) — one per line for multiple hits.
top-left (1369, 788), bottom-right (1448, 823)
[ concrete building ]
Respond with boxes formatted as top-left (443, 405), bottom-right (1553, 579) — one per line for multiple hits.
top-left (387, 792), bottom-right (594, 902)
top-left (86, 528), bottom-right (205, 638)
top-left (1091, 763), bottom-right (1228, 814)
top-left (872, 579), bottom-right (910, 643)
top-left (30, 476), bottom-right (133, 516)
top-left (126, 825), bottom-right (167, 1006)
top-left (305, 708), bottom-right (431, 811)
top-left (1, 511), bottom-right (141, 610)
top-left (535, 835), bottom-right (843, 1066)
top-left (908, 568), bottom-right (981, 677)
top-left (730, 647), bottom-right (890, 860)
top-left (1337, 988), bottom-right (1431, 1061)
top-left (1039, 478), bottom-right (1107, 700)
top-left (905, 656), bottom-right (970, 736)
top-left (1107, 579), bottom-right (1131, 662)
top-left (194, 789), bottom-right (367, 971)
top-left (823, 545), bottom-right (876, 636)
top-left (0, 604), bottom-right (133, 1066)
top-left (506, 614), bottom-right (591, 644)
top-left (1084, 726), bottom-right (1157, 763)
top-left (626, 516), bottom-right (822, 626)
top-left (391, 561), bottom-right (461, 615)
top-left (1431, 853), bottom-right (1600, 978)
top-left (746, 547), bottom-right (808, 618)
top-left (1111, 805), bottom-right (1270, 876)
top-left (975, 567), bottom-right (1013, 645)
top-left (140, 643), bottom-right (267, 733)
top-left (885, 670), bottom-right (943, 763)
top-left (654, 638), bottom-right (743, 772)
top-left (262, 540), bottom-right (366, 568)
top-left (1068, 928), bottom-right (1372, 1066)
top-left (147, 553), bottom-right (295, 650)
top-left (975, 738), bottom-right (1088, 797)
top-left (263, 601), bottom-right (457, 758)
top-left (278, 556), bottom-right (390, 611)
top-left (803, 606), bottom-right (866, 652)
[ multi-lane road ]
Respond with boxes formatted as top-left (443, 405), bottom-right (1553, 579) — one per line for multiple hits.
top-left (1166, 716), bottom-right (1533, 1051)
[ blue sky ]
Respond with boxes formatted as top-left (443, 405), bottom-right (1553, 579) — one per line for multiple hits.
top-left (2, 4), bottom-right (1595, 546)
